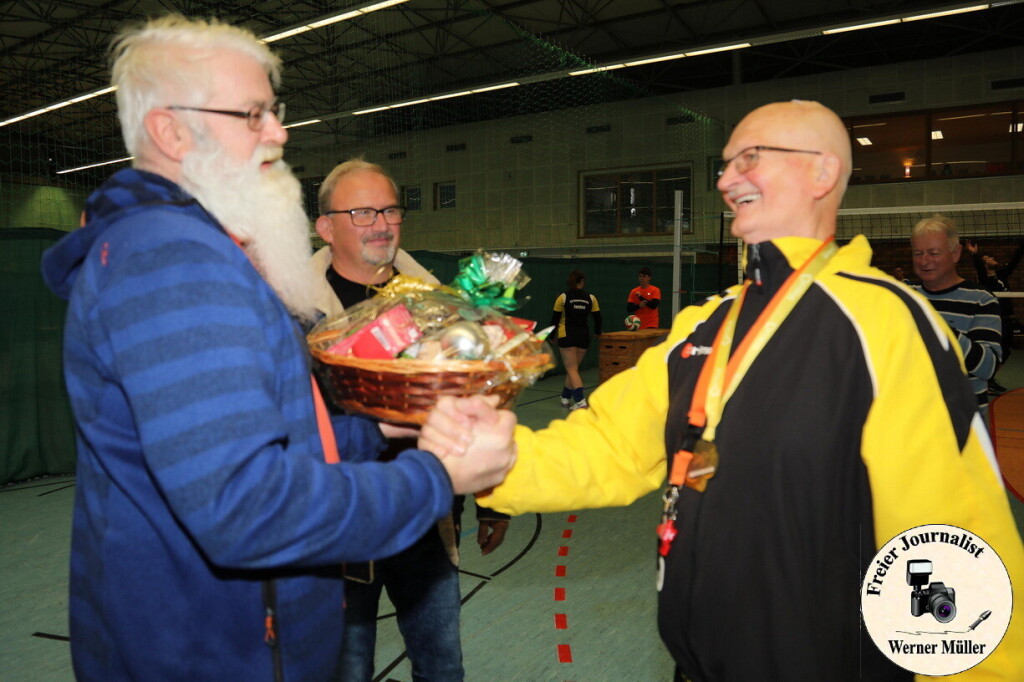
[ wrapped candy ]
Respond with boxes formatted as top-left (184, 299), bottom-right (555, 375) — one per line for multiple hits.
top-left (307, 250), bottom-right (554, 424)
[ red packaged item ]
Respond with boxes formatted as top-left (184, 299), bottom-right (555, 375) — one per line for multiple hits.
top-left (326, 304), bottom-right (422, 359)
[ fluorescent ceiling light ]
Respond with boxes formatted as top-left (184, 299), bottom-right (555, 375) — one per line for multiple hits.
top-left (470, 82), bottom-right (520, 93)
top-left (390, 98), bottom-right (431, 109)
top-left (283, 118), bottom-right (321, 129)
top-left (58, 156), bottom-right (133, 175)
top-left (902, 4), bottom-right (989, 22)
top-left (936, 113), bottom-right (987, 121)
top-left (931, 130), bottom-right (944, 139)
top-left (856, 137), bottom-right (872, 145)
top-left (0, 85), bottom-right (116, 128)
top-left (429, 90), bottom-right (475, 101)
top-left (685, 43), bottom-right (750, 56)
top-left (624, 53), bottom-right (688, 67)
top-left (349, 82), bottom-right (519, 116)
top-left (568, 64), bottom-right (626, 76)
top-left (306, 12), bottom-right (363, 29)
top-left (352, 105), bottom-right (392, 115)
top-left (823, 19), bottom-right (900, 34)
top-left (263, 0), bottom-right (411, 42)
top-left (852, 122), bottom-right (887, 128)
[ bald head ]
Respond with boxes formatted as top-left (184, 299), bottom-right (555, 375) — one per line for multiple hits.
top-left (739, 101), bottom-right (851, 187)
top-left (718, 100), bottom-right (851, 243)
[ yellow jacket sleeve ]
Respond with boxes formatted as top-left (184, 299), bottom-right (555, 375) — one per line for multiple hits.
top-left (478, 291), bottom-right (734, 515)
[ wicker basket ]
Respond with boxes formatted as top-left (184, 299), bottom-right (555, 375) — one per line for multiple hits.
top-left (310, 329), bottom-right (552, 425)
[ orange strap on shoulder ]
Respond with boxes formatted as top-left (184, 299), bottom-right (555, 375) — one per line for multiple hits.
top-left (227, 233), bottom-right (339, 464)
top-left (311, 376), bottom-right (341, 463)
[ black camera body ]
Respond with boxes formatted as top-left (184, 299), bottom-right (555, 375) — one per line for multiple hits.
top-left (910, 582), bottom-right (957, 623)
top-left (906, 560), bottom-right (957, 623)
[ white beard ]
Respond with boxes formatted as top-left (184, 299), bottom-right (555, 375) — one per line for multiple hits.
top-left (180, 142), bottom-right (319, 324)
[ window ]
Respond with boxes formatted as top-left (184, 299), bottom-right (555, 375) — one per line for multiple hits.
top-left (434, 181), bottom-right (456, 210)
top-left (847, 100), bottom-right (1024, 184)
top-left (581, 165), bottom-right (691, 237)
top-left (931, 104), bottom-right (1014, 177)
top-left (402, 185), bottom-right (421, 211)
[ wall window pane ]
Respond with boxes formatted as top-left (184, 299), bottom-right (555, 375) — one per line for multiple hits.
top-left (434, 181), bottom-right (456, 209)
top-left (930, 104), bottom-right (1014, 178)
top-left (847, 100), bottom-right (1023, 184)
top-left (402, 185), bottom-right (421, 211)
top-left (848, 114), bottom-right (927, 183)
top-left (581, 165), bottom-right (691, 237)
top-left (1012, 101), bottom-right (1024, 175)
top-left (620, 172), bottom-right (654, 234)
top-left (582, 173), bottom-right (618, 235)
top-left (655, 168), bottom-right (692, 234)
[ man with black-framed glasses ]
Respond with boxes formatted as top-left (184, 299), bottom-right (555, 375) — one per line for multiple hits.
top-left (311, 158), bottom-right (511, 681)
top-left (40, 16), bottom-right (516, 681)
top-left (312, 159), bottom-right (428, 313)
top-left (454, 100), bottom-right (1024, 681)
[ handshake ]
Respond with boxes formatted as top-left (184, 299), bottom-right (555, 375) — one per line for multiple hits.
top-left (417, 395), bottom-right (518, 494)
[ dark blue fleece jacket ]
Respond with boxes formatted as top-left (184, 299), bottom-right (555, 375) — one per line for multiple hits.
top-left (41, 168), bottom-right (454, 681)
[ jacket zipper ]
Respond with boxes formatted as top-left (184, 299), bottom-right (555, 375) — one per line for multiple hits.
top-left (262, 580), bottom-right (284, 682)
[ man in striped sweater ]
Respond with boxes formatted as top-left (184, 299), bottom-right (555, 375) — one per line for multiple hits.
top-left (40, 15), bottom-right (515, 681)
top-left (911, 215), bottom-right (1002, 410)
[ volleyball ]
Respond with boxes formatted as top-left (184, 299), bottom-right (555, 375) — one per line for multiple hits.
top-left (624, 315), bottom-right (641, 331)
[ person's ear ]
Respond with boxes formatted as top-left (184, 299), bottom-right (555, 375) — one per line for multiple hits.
top-left (811, 152), bottom-right (842, 199)
top-left (951, 243), bottom-right (962, 263)
top-left (143, 108), bottom-right (195, 162)
top-left (315, 215), bottom-right (334, 245)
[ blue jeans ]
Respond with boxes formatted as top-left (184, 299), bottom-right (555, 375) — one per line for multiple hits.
top-left (338, 528), bottom-right (463, 681)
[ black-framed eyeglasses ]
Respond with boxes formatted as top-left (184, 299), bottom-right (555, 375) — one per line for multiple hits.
top-left (324, 206), bottom-right (406, 226)
top-left (717, 145), bottom-right (822, 178)
top-left (167, 101), bottom-right (285, 131)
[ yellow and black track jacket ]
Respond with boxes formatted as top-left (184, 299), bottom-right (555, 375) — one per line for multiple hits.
top-left (480, 235), bottom-right (1024, 682)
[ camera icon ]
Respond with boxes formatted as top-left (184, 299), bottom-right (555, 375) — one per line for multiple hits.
top-left (906, 559), bottom-right (956, 623)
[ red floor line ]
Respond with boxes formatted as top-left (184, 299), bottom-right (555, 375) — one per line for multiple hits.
top-left (554, 514), bottom-right (578, 666)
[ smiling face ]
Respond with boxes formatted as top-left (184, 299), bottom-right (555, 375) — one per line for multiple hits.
top-left (716, 101), bottom-right (851, 244)
top-left (912, 230), bottom-right (963, 291)
top-left (316, 169), bottom-right (401, 283)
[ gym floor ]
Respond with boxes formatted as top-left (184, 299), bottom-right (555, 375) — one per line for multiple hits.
top-left (3, 359), bottom-right (1023, 681)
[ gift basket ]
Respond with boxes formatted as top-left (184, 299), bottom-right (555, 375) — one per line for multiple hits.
top-left (308, 251), bottom-right (554, 425)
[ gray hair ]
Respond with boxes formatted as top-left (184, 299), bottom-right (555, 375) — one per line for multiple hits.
top-left (318, 158), bottom-right (400, 216)
top-left (911, 214), bottom-right (959, 251)
top-left (111, 15), bottom-right (281, 156)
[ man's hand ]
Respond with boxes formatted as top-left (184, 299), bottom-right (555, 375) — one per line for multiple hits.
top-left (379, 422), bottom-right (420, 440)
top-left (477, 519), bottom-right (509, 555)
top-left (420, 395), bottom-right (517, 495)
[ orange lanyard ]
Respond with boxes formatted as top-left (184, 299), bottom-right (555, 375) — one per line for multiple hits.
top-left (229, 233), bottom-right (341, 465)
top-left (668, 238), bottom-right (837, 488)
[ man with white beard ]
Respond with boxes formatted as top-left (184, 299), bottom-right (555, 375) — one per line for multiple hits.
top-left (40, 15), bottom-right (516, 682)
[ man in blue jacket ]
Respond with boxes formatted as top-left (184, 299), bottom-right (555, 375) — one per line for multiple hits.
top-left (40, 15), bottom-right (515, 681)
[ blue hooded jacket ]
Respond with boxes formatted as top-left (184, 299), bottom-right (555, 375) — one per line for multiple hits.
top-left (41, 168), bottom-right (454, 681)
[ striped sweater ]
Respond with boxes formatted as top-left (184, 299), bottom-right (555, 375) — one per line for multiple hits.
top-left (41, 168), bottom-right (454, 681)
top-left (914, 280), bottom-right (1002, 405)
